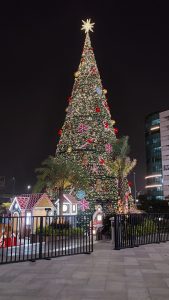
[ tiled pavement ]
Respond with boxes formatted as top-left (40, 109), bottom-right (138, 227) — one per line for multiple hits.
top-left (0, 241), bottom-right (169, 299)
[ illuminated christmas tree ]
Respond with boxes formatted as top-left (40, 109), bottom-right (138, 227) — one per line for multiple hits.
top-left (56, 19), bottom-right (118, 212)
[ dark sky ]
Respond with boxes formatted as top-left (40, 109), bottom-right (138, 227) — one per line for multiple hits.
top-left (0, 1), bottom-right (169, 194)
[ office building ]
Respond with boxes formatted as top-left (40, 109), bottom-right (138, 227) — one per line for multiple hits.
top-left (145, 110), bottom-right (169, 200)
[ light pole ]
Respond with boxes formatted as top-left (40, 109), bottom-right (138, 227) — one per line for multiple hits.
top-left (12, 177), bottom-right (15, 196)
top-left (133, 172), bottom-right (137, 204)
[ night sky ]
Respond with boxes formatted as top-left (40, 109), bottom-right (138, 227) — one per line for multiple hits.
top-left (0, 1), bottom-right (169, 194)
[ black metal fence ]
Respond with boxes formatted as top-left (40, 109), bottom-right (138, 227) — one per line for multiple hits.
top-left (0, 215), bottom-right (93, 264)
top-left (114, 213), bottom-right (169, 250)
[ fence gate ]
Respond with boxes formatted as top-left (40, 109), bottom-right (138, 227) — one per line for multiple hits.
top-left (0, 215), bottom-right (93, 264)
top-left (114, 213), bottom-right (169, 250)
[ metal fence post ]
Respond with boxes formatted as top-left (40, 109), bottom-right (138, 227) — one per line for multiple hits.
top-left (39, 217), bottom-right (43, 259)
top-left (109, 217), bottom-right (115, 246)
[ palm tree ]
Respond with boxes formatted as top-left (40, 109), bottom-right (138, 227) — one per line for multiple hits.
top-left (34, 156), bottom-right (89, 215)
top-left (108, 136), bottom-right (136, 212)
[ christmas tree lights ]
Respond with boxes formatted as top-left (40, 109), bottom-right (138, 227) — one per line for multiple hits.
top-left (56, 19), bottom-right (118, 212)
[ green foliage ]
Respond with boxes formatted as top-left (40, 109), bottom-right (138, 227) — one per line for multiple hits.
top-left (126, 217), bottom-right (158, 237)
top-left (36, 225), bottom-right (84, 236)
top-left (112, 136), bottom-right (130, 159)
top-left (0, 202), bottom-right (11, 214)
top-left (34, 155), bottom-right (89, 194)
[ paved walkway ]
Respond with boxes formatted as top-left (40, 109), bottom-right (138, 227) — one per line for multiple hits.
top-left (0, 241), bottom-right (169, 299)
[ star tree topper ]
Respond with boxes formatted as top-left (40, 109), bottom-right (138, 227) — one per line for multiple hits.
top-left (81, 19), bottom-right (95, 33)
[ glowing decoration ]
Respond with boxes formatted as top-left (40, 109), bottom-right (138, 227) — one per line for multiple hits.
top-left (87, 138), bottom-right (93, 144)
top-left (95, 107), bottom-right (101, 113)
top-left (103, 120), bottom-right (109, 130)
top-left (96, 87), bottom-right (102, 95)
top-left (105, 143), bottom-right (112, 153)
top-left (55, 20), bottom-right (119, 211)
top-left (58, 129), bottom-right (62, 136)
top-left (67, 146), bottom-right (72, 153)
top-left (99, 157), bottom-right (105, 165)
top-left (79, 199), bottom-right (89, 211)
top-left (81, 19), bottom-right (95, 33)
top-left (76, 190), bottom-right (86, 200)
top-left (97, 214), bottom-right (102, 221)
top-left (111, 120), bottom-right (116, 125)
top-left (103, 89), bottom-right (107, 94)
top-left (114, 127), bottom-right (118, 134)
top-left (78, 123), bottom-right (89, 133)
top-left (74, 71), bottom-right (80, 78)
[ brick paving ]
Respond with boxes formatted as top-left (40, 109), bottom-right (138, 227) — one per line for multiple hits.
top-left (0, 241), bottom-right (169, 299)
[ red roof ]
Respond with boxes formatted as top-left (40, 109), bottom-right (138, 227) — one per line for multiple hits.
top-left (63, 194), bottom-right (78, 204)
top-left (16, 193), bottom-right (43, 210)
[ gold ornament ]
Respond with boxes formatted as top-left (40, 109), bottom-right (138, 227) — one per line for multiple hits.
top-left (111, 120), bottom-right (116, 125)
top-left (74, 71), bottom-right (80, 78)
top-left (82, 154), bottom-right (89, 166)
top-left (81, 19), bottom-right (95, 33)
top-left (67, 146), bottom-right (72, 153)
top-left (103, 89), bottom-right (107, 94)
top-left (65, 107), bottom-right (68, 112)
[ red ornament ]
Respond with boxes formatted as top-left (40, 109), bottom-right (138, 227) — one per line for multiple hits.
top-left (128, 181), bottom-right (133, 187)
top-left (114, 127), bottom-right (118, 134)
top-left (99, 157), bottom-right (105, 165)
top-left (96, 107), bottom-right (100, 113)
top-left (103, 121), bottom-right (109, 129)
top-left (87, 138), bottom-right (93, 144)
top-left (68, 96), bottom-right (72, 103)
top-left (58, 129), bottom-right (62, 136)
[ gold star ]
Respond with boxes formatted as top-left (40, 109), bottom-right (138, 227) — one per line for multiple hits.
top-left (81, 19), bottom-right (95, 33)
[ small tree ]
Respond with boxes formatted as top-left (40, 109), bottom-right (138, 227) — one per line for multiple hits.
top-left (34, 156), bottom-right (89, 215)
top-left (108, 137), bottom-right (136, 212)
top-left (0, 202), bottom-right (11, 215)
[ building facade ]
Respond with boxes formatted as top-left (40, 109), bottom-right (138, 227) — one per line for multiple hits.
top-left (145, 110), bottom-right (169, 200)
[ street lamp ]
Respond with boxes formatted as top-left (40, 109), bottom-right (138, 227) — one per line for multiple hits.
top-left (133, 172), bottom-right (137, 204)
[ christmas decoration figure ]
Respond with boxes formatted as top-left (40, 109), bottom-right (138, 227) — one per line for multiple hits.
top-left (79, 199), bottom-right (90, 211)
top-left (56, 19), bottom-right (118, 212)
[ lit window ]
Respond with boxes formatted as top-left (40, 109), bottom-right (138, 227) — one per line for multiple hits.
top-left (26, 212), bottom-right (31, 225)
top-left (97, 214), bottom-right (102, 221)
top-left (72, 204), bottom-right (76, 212)
top-left (14, 202), bottom-right (18, 209)
top-left (63, 204), bottom-right (68, 212)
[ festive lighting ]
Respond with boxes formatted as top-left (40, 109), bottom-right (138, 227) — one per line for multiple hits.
top-left (55, 20), bottom-right (118, 212)
top-left (81, 19), bottom-right (95, 33)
